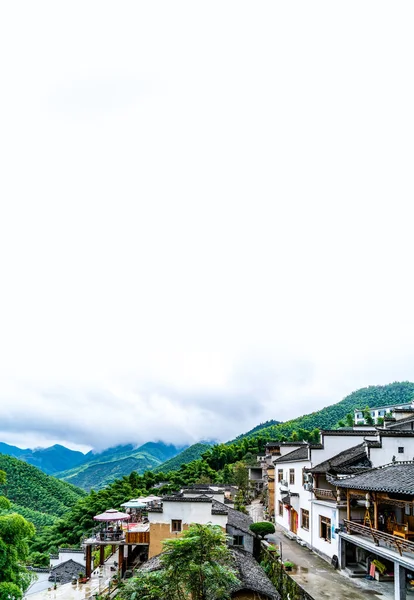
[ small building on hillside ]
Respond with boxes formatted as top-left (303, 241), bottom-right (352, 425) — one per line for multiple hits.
top-left (49, 548), bottom-right (85, 569)
top-left (354, 402), bottom-right (414, 425)
top-left (146, 494), bottom-right (254, 558)
top-left (49, 559), bottom-right (85, 584)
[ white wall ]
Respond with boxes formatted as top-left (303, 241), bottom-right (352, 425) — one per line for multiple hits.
top-left (310, 501), bottom-right (339, 561)
top-left (50, 551), bottom-right (85, 568)
top-left (182, 491), bottom-right (226, 503)
top-left (147, 500), bottom-right (228, 529)
top-left (274, 459), bottom-right (312, 547)
top-left (370, 436), bottom-right (414, 466)
top-left (310, 433), bottom-right (375, 465)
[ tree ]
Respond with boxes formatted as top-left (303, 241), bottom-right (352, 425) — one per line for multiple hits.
top-left (120, 524), bottom-right (239, 600)
top-left (0, 513), bottom-right (35, 592)
top-left (194, 475), bottom-right (211, 485)
top-left (362, 406), bottom-right (374, 426)
top-left (345, 413), bottom-right (354, 427)
top-left (0, 582), bottom-right (23, 600)
top-left (249, 521), bottom-right (275, 539)
top-left (232, 462), bottom-right (248, 490)
top-left (0, 471), bottom-right (6, 486)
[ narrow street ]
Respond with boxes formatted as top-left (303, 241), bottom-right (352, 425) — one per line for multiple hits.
top-left (25, 554), bottom-right (118, 600)
top-left (268, 524), bottom-right (394, 600)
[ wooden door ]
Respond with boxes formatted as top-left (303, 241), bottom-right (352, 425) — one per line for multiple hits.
top-left (290, 508), bottom-right (298, 534)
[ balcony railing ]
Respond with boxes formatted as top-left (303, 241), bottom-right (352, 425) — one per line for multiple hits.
top-left (313, 488), bottom-right (336, 500)
top-left (125, 531), bottom-right (150, 544)
top-left (343, 519), bottom-right (414, 556)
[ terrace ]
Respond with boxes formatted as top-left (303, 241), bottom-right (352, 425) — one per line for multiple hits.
top-left (83, 523), bottom-right (150, 545)
top-left (333, 464), bottom-right (414, 551)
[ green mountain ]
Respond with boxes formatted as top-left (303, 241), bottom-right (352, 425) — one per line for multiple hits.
top-left (0, 454), bottom-right (86, 529)
top-left (153, 443), bottom-right (212, 474)
top-left (245, 381), bottom-right (414, 441)
top-left (230, 420), bottom-right (281, 442)
top-left (0, 442), bottom-right (86, 474)
top-left (56, 442), bottom-right (184, 491)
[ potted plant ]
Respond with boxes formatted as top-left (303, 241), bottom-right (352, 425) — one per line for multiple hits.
top-left (284, 560), bottom-right (294, 571)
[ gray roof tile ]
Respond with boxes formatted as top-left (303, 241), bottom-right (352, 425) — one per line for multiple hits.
top-left (273, 446), bottom-right (309, 463)
top-left (309, 443), bottom-right (370, 474)
top-left (332, 462), bottom-right (414, 494)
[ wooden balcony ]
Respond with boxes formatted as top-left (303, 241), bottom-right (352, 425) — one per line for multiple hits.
top-left (313, 488), bottom-right (336, 501)
top-left (343, 519), bottom-right (414, 556)
top-left (125, 530), bottom-right (150, 544)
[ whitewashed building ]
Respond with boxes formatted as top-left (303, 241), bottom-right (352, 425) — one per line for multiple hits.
top-left (354, 402), bottom-right (414, 425)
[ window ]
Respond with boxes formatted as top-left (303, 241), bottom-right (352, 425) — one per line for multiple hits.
top-left (233, 535), bottom-right (244, 547)
top-left (398, 447), bottom-right (404, 454)
top-left (171, 520), bottom-right (182, 533)
top-left (278, 469), bottom-right (283, 482)
top-left (319, 516), bottom-right (331, 542)
top-left (278, 501), bottom-right (284, 517)
top-left (301, 509), bottom-right (309, 531)
top-left (289, 469), bottom-right (295, 485)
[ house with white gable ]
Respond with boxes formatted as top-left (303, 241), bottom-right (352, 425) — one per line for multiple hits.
top-left (146, 493), bottom-right (254, 558)
top-left (271, 427), bottom-right (414, 599)
top-left (273, 429), bottom-right (414, 560)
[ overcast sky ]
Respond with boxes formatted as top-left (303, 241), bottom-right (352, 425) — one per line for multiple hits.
top-left (1, 2), bottom-right (414, 453)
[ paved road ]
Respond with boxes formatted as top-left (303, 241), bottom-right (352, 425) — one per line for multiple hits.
top-left (268, 524), bottom-right (394, 600)
top-left (247, 499), bottom-right (264, 522)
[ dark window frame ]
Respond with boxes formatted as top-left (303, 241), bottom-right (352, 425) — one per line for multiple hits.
top-left (171, 519), bottom-right (182, 533)
top-left (301, 509), bottom-right (309, 531)
top-left (319, 516), bottom-right (331, 543)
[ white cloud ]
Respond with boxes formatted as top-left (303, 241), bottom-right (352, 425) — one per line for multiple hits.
top-left (0, 1), bottom-right (414, 451)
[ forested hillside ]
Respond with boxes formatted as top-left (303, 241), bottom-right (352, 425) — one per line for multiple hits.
top-left (248, 382), bottom-right (414, 441)
top-left (0, 442), bottom-right (85, 474)
top-left (56, 442), bottom-right (184, 491)
top-left (229, 420), bottom-right (281, 442)
top-left (153, 443), bottom-right (211, 473)
top-left (0, 454), bottom-right (86, 528)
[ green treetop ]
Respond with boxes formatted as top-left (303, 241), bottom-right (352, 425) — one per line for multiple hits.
top-left (119, 523), bottom-right (239, 600)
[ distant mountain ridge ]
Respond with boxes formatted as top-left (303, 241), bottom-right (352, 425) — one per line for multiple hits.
top-left (0, 442), bottom-right (85, 475)
top-left (56, 441), bottom-right (186, 490)
top-left (152, 442), bottom-right (213, 474)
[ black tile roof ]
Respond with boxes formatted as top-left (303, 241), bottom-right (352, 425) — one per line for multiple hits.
top-left (273, 446), bottom-right (309, 463)
top-left (140, 549), bottom-right (279, 599)
top-left (162, 495), bottom-right (212, 503)
top-left (385, 415), bottom-right (414, 427)
top-left (321, 430), bottom-right (379, 436)
top-left (230, 548), bottom-right (280, 599)
top-left (309, 443), bottom-right (370, 474)
top-left (378, 430), bottom-right (414, 437)
top-left (211, 499), bottom-right (229, 516)
top-left (266, 441), bottom-right (308, 447)
top-left (226, 506), bottom-right (253, 534)
top-left (332, 462), bottom-right (414, 494)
